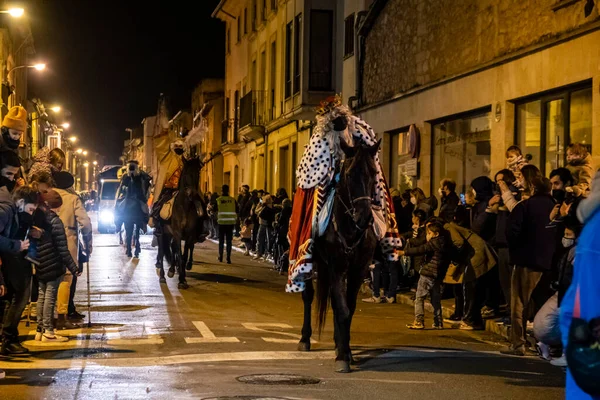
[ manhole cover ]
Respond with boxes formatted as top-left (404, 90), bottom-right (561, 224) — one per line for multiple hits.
top-left (236, 374), bottom-right (320, 386)
top-left (203, 397), bottom-right (292, 400)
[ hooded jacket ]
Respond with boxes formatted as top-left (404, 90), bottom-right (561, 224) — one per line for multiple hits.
top-left (36, 209), bottom-right (78, 282)
top-left (54, 187), bottom-right (93, 263)
top-left (560, 171), bottom-right (600, 399)
top-left (0, 186), bottom-right (21, 254)
top-left (566, 154), bottom-right (595, 197)
top-left (403, 233), bottom-right (451, 280)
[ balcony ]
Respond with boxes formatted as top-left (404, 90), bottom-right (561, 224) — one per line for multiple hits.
top-left (239, 90), bottom-right (272, 141)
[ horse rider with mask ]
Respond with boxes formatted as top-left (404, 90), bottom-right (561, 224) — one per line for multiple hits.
top-left (115, 161), bottom-right (151, 258)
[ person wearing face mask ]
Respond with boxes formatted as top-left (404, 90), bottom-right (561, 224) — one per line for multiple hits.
top-left (409, 188), bottom-right (434, 219)
top-left (533, 217), bottom-right (580, 367)
top-left (438, 178), bottom-right (460, 223)
top-left (0, 106), bottom-right (27, 153)
top-left (0, 186), bottom-right (37, 356)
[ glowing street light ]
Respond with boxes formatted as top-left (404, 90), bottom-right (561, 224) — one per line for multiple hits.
top-left (61, 123), bottom-right (70, 129)
top-left (83, 162), bottom-right (89, 168)
top-left (69, 136), bottom-right (77, 143)
top-left (33, 63), bottom-right (46, 71)
top-left (7, 63), bottom-right (46, 75)
top-left (50, 106), bottom-right (61, 112)
top-left (76, 148), bottom-right (83, 154)
top-left (82, 150), bottom-right (88, 156)
top-left (92, 161), bottom-right (98, 166)
top-left (0, 8), bottom-right (24, 17)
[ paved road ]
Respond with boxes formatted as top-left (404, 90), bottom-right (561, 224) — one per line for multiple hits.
top-left (0, 220), bottom-right (565, 399)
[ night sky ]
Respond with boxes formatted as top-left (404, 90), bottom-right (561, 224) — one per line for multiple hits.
top-left (26, 0), bottom-right (225, 163)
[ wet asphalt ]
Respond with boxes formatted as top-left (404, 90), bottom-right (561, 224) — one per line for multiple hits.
top-left (0, 214), bottom-right (565, 399)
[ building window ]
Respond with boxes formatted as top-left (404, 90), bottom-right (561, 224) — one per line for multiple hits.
top-left (285, 21), bottom-right (293, 98)
top-left (237, 16), bottom-right (241, 43)
top-left (389, 128), bottom-right (416, 192)
top-left (293, 14), bottom-right (302, 95)
top-left (252, 0), bottom-right (257, 31)
top-left (432, 110), bottom-right (492, 195)
top-left (309, 10), bottom-right (333, 91)
top-left (344, 14), bottom-right (355, 57)
top-left (244, 8), bottom-right (248, 34)
top-left (516, 84), bottom-right (592, 175)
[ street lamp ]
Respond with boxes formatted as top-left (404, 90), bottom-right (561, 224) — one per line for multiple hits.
top-left (76, 148), bottom-right (83, 154)
top-left (69, 136), bottom-right (77, 143)
top-left (0, 8), bottom-right (24, 17)
top-left (83, 162), bottom-right (89, 168)
top-left (50, 106), bottom-right (61, 112)
top-left (7, 63), bottom-right (45, 75)
top-left (92, 161), bottom-right (98, 166)
top-left (61, 123), bottom-right (70, 129)
top-left (83, 150), bottom-right (88, 156)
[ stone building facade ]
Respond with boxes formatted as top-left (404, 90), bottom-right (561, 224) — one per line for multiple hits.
top-left (357, 0), bottom-right (600, 196)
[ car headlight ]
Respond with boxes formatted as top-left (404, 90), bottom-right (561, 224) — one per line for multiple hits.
top-left (99, 210), bottom-right (114, 224)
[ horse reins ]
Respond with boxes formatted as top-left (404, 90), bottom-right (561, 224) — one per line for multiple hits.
top-left (333, 179), bottom-right (374, 254)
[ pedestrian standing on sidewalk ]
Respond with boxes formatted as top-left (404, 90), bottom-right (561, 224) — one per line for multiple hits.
top-left (502, 176), bottom-right (557, 356)
top-left (0, 185), bottom-right (37, 356)
top-left (254, 194), bottom-right (276, 261)
top-left (34, 190), bottom-right (80, 343)
top-left (401, 220), bottom-right (451, 330)
top-left (438, 178), bottom-right (460, 223)
top-left (216, 185), bottom-right (237, 264)
top-left (240, 218), bottom-right (254, 256)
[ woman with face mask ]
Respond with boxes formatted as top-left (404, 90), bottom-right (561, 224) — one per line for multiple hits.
top-left (410, 188), bottom-right (434, 219)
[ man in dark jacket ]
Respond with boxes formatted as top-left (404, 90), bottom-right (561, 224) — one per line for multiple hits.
top-left (438, 178), bottom-right (460, 223)
top-left (236, 185), bottom-right (251, 237)
top-left (401, 220), bottom-right (451, 330)
top-left (502, 177), bottom-right (557, 356)
top-left (0, 186), bottom-right (37, 356)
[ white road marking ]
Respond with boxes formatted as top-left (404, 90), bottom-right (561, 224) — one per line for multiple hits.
top-left (241, 322), bottom-right (317, 344)
top-left (184, 321), bottom-right (240, 344)
top-left (0, 350), bottom-right (336, 370)
top-left (107, 322), bottom-right (164, 345)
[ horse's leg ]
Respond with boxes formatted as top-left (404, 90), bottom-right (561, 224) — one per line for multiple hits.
top-left (345, 270), bottom-right (363, 365)
top-left (134, 223), bottom-right (141, 257)
top-left (185, 240), bottom-right (194, 271)
top-left (331, 276), bottom-right (351, 373)
top-left (125, 222), bottom-right (133, 257)
top-left (298, 280), bottom-right (314, 351)
top-left (177, 237), bottom-right (189, 289)
top-left (182, 241), bottom-right (189, 269)
top-left (167, 236), bottom-right (177, 279)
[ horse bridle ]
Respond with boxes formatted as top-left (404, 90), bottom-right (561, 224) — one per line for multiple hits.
top-left (333, 181), bottom-right (374, 254)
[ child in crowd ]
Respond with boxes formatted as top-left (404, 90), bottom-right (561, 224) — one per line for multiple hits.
top-left (565, 143), bottom-right (595, 198)
top-left (400, 220), bottom-right (451, 330)
top-left (35, 190), bottom-right (79, 343)
top-left (240, 217), bottom-right (254, 256)
top-left (506, 145), bottom-right (528, 189)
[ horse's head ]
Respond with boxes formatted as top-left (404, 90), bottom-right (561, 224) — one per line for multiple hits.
top-left (339, 138), bottom-right (380, 231)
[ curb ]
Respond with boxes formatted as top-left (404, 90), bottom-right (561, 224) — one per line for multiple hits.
top-left (206, 238), bottom-right (510, 341)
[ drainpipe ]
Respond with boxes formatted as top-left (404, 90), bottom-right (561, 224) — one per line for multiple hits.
top-left (263, 132), bottom-right (268, 191)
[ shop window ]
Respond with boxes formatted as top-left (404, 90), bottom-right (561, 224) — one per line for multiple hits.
top-left (389, 129), bottom-right (416, 193)
top-left (432, 110), bottom-right (492, 195)
top-left (516, 85), bottom-right (592, 175)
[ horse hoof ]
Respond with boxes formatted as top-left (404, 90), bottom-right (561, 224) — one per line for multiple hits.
top-left (178, 282), bottom-right (189, 289)
top-left (155, 268), bottom-right (162, 277)
top-left (335, 360), bottom-right (351, 373)
top-left (159, 277), bottom-right (166, 284)
top-left (167, 267), bottom-right (175, 278)
top-left (297, 341), bottom-right (310, 352)
top-left (185, 263), bottom-right (192, 271)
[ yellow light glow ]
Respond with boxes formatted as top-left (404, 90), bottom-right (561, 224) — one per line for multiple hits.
top-left (76, 148), bottom-right (83, 154)
top-left (8, 8), bottom-right (24, 17)
top-left (33, 63), bottom-right (46, 71)
top-left (61, 123), bottom-right (70, 129)
top-left (69, 136), bottom-right (77, 142)
top-left (83, 162), bottom-right (89, 168)
top-left (51, 106), bottom-right (61, 112)
top-left (92, 161), bottom-right (98, 166)
top-left (83, 151), bottom-right (88, 156)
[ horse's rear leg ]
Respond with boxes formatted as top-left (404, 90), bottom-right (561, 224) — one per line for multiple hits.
top-left (185, 241), bottom-right (194, 271)
top-left (176, 242), bottom-right (189, 289)
top-left (331, 277), bottom-right (351, 373)
top-left (168, 240), bottom-right (177, 278)
top-left (345, 271), bottom-right (363, 365)
top-left (298, 281), bottom-right (314, 351)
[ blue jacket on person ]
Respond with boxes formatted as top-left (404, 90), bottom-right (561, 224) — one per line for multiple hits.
top-left (560, 171), bottom-right (600, 400)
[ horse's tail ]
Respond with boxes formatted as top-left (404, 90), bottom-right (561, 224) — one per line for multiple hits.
top-left (315, 260), bottom-right (330, 337)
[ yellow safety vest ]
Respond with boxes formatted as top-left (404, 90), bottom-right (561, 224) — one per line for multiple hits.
top-left (217, 196), bottom-right (237, 225)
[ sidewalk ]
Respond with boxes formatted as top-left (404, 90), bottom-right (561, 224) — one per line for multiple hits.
top-left (212, 237), bottom-right (510, 341)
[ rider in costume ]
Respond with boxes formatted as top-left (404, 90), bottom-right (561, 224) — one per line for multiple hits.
top-left (287, 96), bottom-right (402, 293)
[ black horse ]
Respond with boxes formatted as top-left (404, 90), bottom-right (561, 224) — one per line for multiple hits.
top-left (156, 156), bottom-right (207, 289)
top-left (297, 139), bottom-right (380, 373)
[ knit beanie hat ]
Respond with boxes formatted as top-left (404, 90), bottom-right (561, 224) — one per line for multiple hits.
top-left (2, 106), bottom-right (28, 131)
top-left (52, 171), bottom-right (75, 189)
top-left (41, 189), bottom-right (63, 209)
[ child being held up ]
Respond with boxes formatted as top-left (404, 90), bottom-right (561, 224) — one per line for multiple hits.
top-left (399, 220), bottom-right (451, 330)
top-left (240, 217), bottom-right (254, 256)
top-left (565, 143), bottom-right (595, 198)
top-left (506, 145), bottom-right (528, 189)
